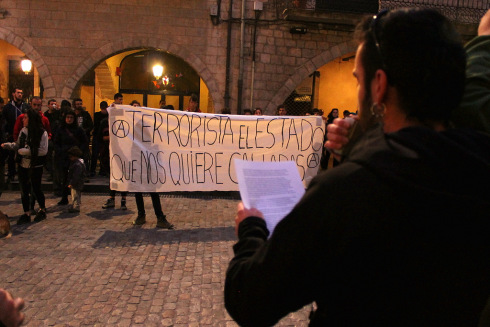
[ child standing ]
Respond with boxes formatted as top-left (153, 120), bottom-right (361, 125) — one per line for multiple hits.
top-left (67, 146), bottom-right (86, 213)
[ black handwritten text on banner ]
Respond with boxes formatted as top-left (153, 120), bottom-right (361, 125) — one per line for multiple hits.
top-left (109, 105), bottom-right (324, 192)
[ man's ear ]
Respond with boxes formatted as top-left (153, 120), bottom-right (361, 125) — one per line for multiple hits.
top-left (371, 69), bottom-right (388, 104)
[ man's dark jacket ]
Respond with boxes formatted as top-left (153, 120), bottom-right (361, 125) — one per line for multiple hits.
top-left (2, 101), bottom-right (28, 140)
top-left (75, 109), bottom-right (93, 139)
top-left (225, 125), bottom-right (490, 326)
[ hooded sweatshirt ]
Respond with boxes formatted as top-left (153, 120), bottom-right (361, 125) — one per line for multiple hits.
top-left (225, 125), bottom-right (490, 327)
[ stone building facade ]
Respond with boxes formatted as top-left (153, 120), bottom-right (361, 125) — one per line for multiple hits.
top-left (0, 0), bottom-right (483, 114)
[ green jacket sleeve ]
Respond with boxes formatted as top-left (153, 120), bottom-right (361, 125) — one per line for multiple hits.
top-left (452, 35), bottom-right (490, 134)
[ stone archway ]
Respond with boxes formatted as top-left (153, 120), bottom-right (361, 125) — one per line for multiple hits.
top-left (0, 27), bottom-right (56, 98)
top-left (61, 37), bottom-right (223, 111)
top-left (265, 41), bottom-right (357, 114)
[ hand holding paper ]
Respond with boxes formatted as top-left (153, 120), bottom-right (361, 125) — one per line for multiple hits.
top-left (235, 202), bottom-right (264, 236)
top-left (234, 159), bottom-right (306, 236)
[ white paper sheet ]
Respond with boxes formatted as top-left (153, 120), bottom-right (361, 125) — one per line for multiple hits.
top-left (234, 159), bottom-right (306, 236)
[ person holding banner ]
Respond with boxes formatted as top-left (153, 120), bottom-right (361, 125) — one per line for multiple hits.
top-left (320, 108), bottom-right (340, 169)
top-left (225, 8), bottom-right (490, 326)
top-left (101, 93), bottom-right (128, 209)
top-left (100, 118), bottom-right (127, 210)
top-left (130, 100), bottom-right (141, 107)
top-left (276, 104), bottom-right (287, 116)
top-left (132, 192), bottom-right (174, 229)
top-left (185, 94), bottom-right (200, 113)
top-left (159, 98), bottom-right (166, 109)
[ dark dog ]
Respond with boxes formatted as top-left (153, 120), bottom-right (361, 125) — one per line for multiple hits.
top-left (0, 210), bottom-right (11, 238)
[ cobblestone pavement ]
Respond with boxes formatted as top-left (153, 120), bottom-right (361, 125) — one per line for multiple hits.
top-left (0, 191), bottom-right (310, 326)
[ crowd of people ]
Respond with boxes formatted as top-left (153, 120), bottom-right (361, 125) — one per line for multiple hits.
top-left (0, 91), bottom-right (175, 230)
top-left (0, 87), bottom-right (344, 225)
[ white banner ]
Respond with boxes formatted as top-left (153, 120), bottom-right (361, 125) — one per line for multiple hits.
top-left (109, 105), bottom-right (324, 192)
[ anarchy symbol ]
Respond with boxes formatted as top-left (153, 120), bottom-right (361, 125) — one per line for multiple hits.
top-left (307, 153), bottom-right (320, 168)
top-left (112, 120), bottom-right (130, 138)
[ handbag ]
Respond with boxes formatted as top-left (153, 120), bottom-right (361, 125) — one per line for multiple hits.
top-left (14, 132), bottom-right (27, 164)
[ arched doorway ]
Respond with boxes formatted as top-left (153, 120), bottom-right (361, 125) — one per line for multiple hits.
top-left (0, 40), bottom-right (42, 103)
top-left (282, 51), bottom-right (357, 116)
top-left (72, 48), bottom-right (214, 118)
top-left (119, 50), bottom-right (200, 110)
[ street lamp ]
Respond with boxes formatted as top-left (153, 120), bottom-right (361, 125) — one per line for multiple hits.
top-left (152, 64), bottom-right (163, 80)
top-left (21, 59), bottom-right (32, 74)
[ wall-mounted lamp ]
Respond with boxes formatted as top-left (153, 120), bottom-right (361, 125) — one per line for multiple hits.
top-left (152, 64), bottom-right (163, 79)
top-left (210, 4), bottom-right (220, 25)
top-left (254, 1), bottom-right (263, 19)
top-left (21, 58), bottom-right (32, 74)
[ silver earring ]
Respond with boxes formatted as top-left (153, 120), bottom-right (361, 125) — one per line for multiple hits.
top-left (370, 102), bottom-right (386, 118)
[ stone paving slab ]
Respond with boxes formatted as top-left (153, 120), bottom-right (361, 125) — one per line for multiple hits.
top-left (0, 191), bottom-right (310, 326)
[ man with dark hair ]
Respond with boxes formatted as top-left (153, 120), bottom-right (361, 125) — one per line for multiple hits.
top-left (225, 8), bottom-right (490, 326)
top-left (276, 104), bottom-right (287, 115)
top-left (2, 88), bottom-right (28, 181)
top-left (72, 98), bottom-right (93, 170)
top-left (13, 96), bottom-right (52, 141)
top-left (72, 98), bottom-right (93, 138)
top-left (44, 99), bottom-right (60, 129)
top-left (113, 93), bottom-right (123, 105)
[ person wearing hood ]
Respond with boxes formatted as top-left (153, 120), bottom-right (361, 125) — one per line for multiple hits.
top-left (53, 110), bottom-right (88, 205)
top-left (225, 8), bottom-right (490, 327)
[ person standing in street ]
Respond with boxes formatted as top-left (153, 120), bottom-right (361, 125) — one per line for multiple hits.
top-left (2, 87), bottom-right (28, 182)
top-left (1, 108), bottom-right (49, 224)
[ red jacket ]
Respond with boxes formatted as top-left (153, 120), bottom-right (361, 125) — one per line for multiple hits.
top-left (13, 112), bottom-right (52, 141)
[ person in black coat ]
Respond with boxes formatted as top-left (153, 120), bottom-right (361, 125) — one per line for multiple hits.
top-left (225, 8), bottom-right (490, 326)
top-left (54, 110), bottom-right (88, 205)
top-left (90, 101), bottom-right (109, 176)
top-left (2, 88), bottom-right (28, 181)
